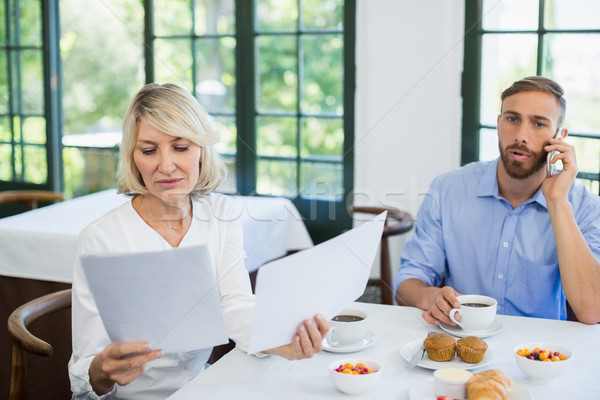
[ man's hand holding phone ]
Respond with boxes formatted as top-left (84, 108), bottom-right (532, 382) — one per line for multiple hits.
top-left (546, 129), bottom-right (564, 178)
top-left (542, 127), bottom-right (578, 202)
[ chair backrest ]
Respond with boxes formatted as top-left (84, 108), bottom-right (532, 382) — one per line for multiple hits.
top-left (7, 289), bottom-right (72, 400)
top-left (0, 190), bottom-right (64, 211)
top-left (348, 206), bottom-right (414, 305)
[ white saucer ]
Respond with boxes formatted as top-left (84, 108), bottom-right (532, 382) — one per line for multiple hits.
top-left (439, 319), bottom-right (504, 338)
top-left (400, 339), bottom-right (493, 370)
top-left (322, 330), bottom-right (378, 353)
top-left (408, 377), bottom-right (532, 400)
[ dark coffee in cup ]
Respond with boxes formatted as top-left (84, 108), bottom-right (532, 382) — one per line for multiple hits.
top-left (462, 302), bottom-right (490, 308)
top-left (332, 315), bottom-right (364, 322)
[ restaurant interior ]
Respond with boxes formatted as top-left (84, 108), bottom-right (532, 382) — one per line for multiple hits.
top-left (1, 1), bottom-right (600, 399)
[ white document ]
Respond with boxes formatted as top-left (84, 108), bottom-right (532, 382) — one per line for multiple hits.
top-left (80, 245), bottom-right (229, 354)
top-left (248, 212), bottom-right (386, 354)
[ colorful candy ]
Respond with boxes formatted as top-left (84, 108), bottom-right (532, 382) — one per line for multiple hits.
top-left (334, 362), bottom-right (375, 374)
top-left (516, 347), bottom-right (567, 362)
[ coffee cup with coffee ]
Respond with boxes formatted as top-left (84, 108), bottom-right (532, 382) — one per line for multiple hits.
top-left (328, 308), bottom-right (368, 347)
top-left (448, 295), bottom-right (497, 332)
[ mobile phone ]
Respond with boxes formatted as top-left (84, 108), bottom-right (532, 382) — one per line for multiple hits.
top-left (545, 130), bottom-right (563, 178)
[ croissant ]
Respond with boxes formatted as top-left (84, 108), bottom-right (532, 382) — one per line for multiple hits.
top-left (466, 369), bottom-right (512, 400)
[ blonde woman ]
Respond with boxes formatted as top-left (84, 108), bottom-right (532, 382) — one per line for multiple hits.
top-left (69, 83), bottom-right (328, 399)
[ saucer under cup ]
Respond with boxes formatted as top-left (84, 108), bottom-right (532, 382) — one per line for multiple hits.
top-left (449, 295), bottom-right (497, 333)
top-left (329, 308), bottom-right (368, 347)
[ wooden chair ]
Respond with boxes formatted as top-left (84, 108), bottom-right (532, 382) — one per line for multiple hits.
top-left (0, 190), bottom-right (64, 210)
top-left (7, 289), bottom-right (72, 400)
top-left (347, 206), bottom-right (414, 305)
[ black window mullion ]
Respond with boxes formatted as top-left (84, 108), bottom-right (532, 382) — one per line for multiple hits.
top-left (536, 0), bottom-right (545, 75)
top-left (144, 0), bottom-right (155, 84)
top-left (235, 0), bottom-right (256, 195)
top-left (461, 0), bottom-right (483, 165)
top-left (43, 0), bottom-right (63, 192)
top-left (296, 2), bottom-right (302, 197)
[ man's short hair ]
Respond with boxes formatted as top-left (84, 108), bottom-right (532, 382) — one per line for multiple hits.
top-left (501, 76), bottom-right (566, 128)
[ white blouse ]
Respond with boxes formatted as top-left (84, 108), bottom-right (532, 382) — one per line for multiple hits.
top-left (69, 193), bottom-right (255, 399)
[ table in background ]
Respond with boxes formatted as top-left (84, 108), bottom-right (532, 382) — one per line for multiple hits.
top-left (169, 303), bottom-right (600, 399)
top-left (0, 188), bottom-right (313, 282)
top-left (0, 189), bottom-right (313, 399)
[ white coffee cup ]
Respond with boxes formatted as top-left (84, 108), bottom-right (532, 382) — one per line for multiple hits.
top-left (449, 295), bottom-right (497, 332)
top-left (328, 308), bottom-right (368, 347)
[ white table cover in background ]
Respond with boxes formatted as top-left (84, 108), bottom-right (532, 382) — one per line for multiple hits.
top-left (168, 303), bottom-right (600, 399)
top-left (0, 189), bottom-right (313, 283)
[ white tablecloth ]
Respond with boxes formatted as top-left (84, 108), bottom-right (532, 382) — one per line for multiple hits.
top-left (0, 189), bottom-right (313, 283)
top-left (168, 303), bottom-right (600, 399)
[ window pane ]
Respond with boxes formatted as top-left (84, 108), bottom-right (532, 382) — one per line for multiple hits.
top-left (195, 0), bottom-right (235, 35)
top-left (19, 0), bottom-right (42, 46)
top-left (480, 34), bottom-right (537, 126)
top-left (0, 116), bottom-right (9, 142)
top-left (543, 34), bottom-right (600, 133)
top-left (479, 128), bottom-right (499, 161)
top-left (257, 159), bottom-right (297, 196)
top-left (22, 116), bottom-right (45, 144)
top-left (21, 50), bottom-right (43, 114)
top-left (61, 0), bottom-right (144, 135)
top-left (0, 53), bottom-right (7, 113)
top-left (63, 147), bottom-right (118, 198)
top-left (256, 35), bottom-right (297, 112)
top-left (62, 147), bottom-right (85, 198)
top-left (155, 38), bottom-right (193, 89)
top-left (300, 117), bottom-right (342, 156)
top-left (218, 156), bottom-right (236, 193)
top-left (0, 2), bottom-right (5, 45)
top-left (545, 0), bottom-right (600, 30)
top-left (195, 37), bottom-right (236, 113)
top-left (481, 0), bottom-right (538, 31)
top-left (23, 145), bottom-right (46, 183)
top-left (569, 136), bottom-right (600, 178)
top-left (301, 34), bottom-right (343, 115)
top-left (257, 116), bottom-right (297, 157)
top-left (301, 0), bottom-right (343, 30)
top-left (0, 144), bottom-right (12, 180)
top-left (154, 0), bottom-right (192, 36)
top-left (256, 0), bottom-right (297, 32)
top-left (300, 162), bottom-right (342, 199)
top-left (214, 116), bottom-right (237, 156)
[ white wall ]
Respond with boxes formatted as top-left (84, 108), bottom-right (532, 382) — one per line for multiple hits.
top-left (354, 0), bottom-right (465, 278)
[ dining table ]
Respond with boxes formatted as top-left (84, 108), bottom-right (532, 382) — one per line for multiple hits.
top-left (0, 188), bottom-right (313, 399)
top-left (0, 188), bottom-right (313, 282)
top-left (168, 302), bottom-right (600, 399)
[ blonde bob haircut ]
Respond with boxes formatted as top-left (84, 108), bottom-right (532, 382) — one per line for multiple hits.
top-left (117, 83), bottom-right (227, 199)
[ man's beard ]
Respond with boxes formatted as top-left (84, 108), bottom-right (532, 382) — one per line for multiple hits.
top-left (498, 142), bottom-right (547, 179)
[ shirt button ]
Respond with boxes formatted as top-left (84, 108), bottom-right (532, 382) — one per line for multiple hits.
top-left (184, 365), bottom-right (190, 371)
top-left (503, 242), bottom-right (509, 248)
top-left (498, 273), bottom-right (504, 279)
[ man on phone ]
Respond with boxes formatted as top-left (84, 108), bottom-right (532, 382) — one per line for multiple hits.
top-left (393, 76), bottom-right (600, 325)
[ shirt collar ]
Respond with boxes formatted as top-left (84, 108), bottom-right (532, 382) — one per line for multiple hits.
top-left (476, 157), bottom-right (547, 210)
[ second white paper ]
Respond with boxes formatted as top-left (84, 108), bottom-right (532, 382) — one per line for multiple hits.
top-left (81, 245), bottom-right (229, 354)
top-left (248, 212), bottom-right (386, 354)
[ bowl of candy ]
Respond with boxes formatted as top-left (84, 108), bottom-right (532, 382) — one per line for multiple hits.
top-left (513, 342), bottom-right (572, 383)
top-left (329, 359), bottom-right (382, 395)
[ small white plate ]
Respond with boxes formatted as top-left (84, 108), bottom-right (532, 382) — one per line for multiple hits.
top-left (322, 330), bottom-right (378, 353)
top-left (439, 319), bottom-right (504, 338)
top-left (400, 339), bottom-right (493, 370)
top-left (408, 377), bottom-right (532, 400)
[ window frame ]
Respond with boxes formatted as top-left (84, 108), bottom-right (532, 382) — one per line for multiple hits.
top-left (144, 0), bottom-right (355, 242)
top-left (1, 0), bottom-right (355, 241)
top-left (0, 0), bottom-right (62, 193)
top-left (462, 0), bottom-right (600, 194)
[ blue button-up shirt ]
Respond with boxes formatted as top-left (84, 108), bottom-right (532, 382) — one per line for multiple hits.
top-left (393, 159), bottom-right (600, 320)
